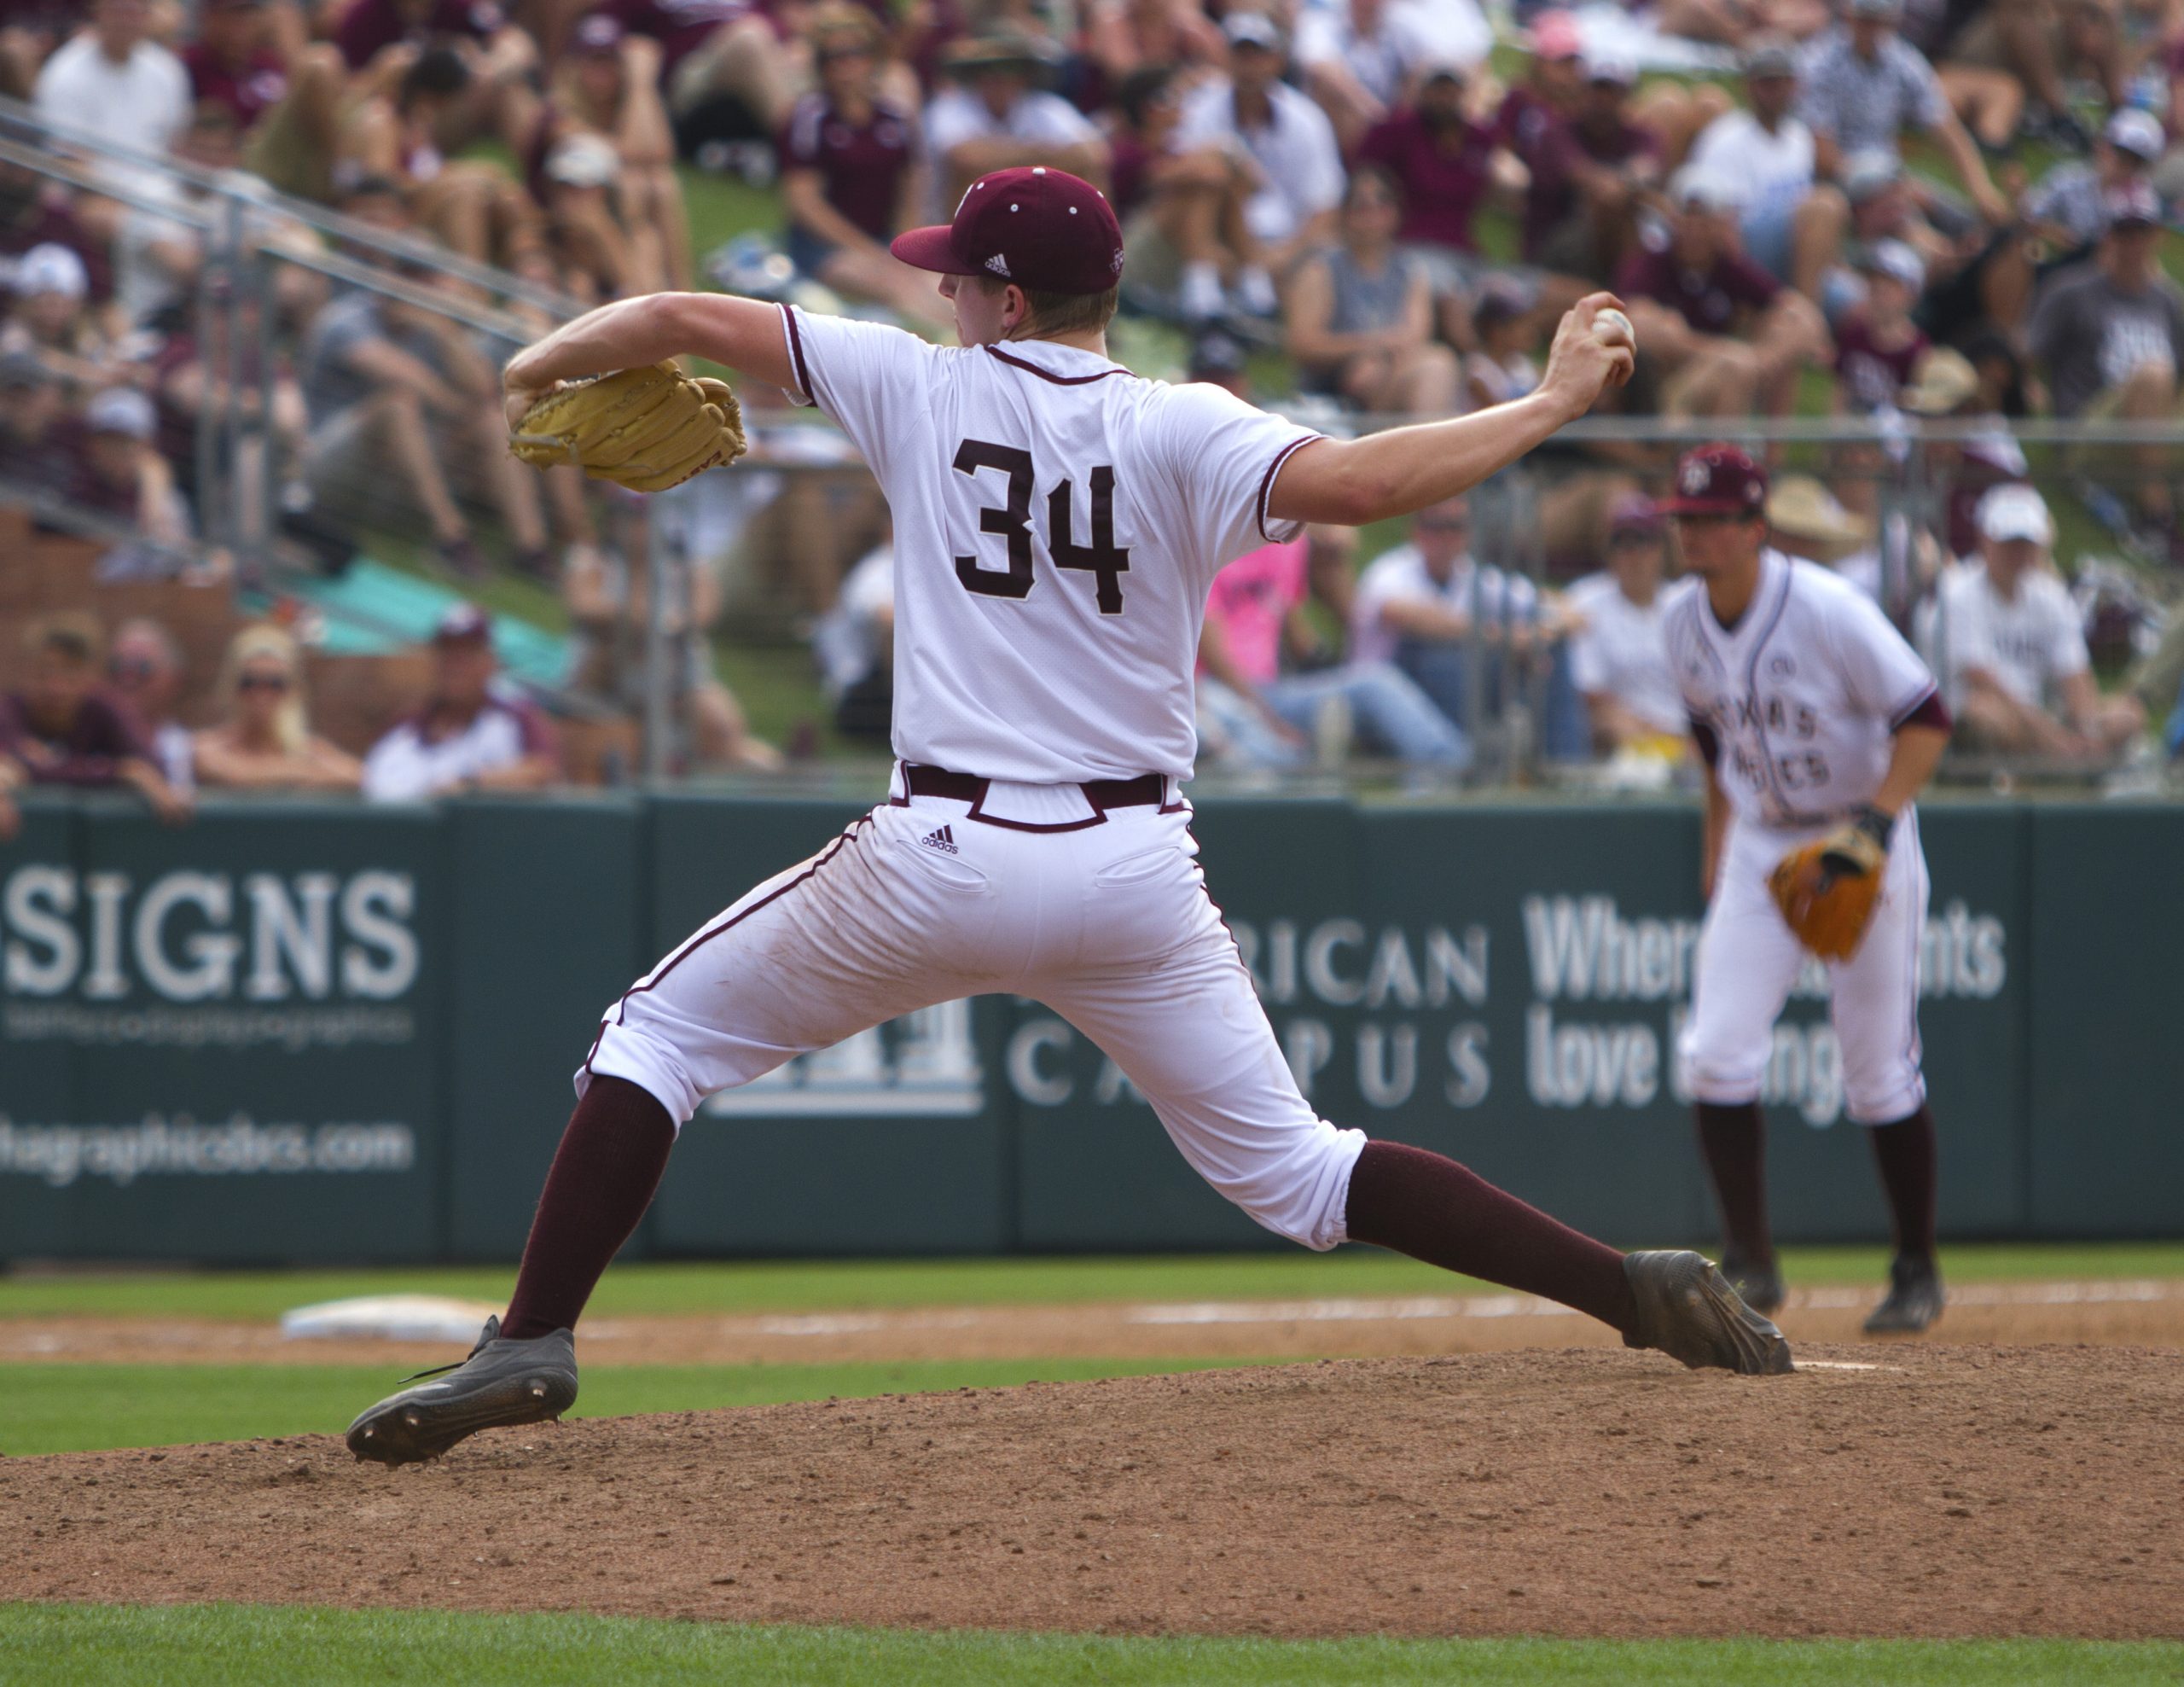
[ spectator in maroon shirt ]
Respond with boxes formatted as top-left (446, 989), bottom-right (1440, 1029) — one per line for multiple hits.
top-left (184, 0), bottom-right (290, 137)
top-left (1360, 60), bottom-right (1506, 343)
top-left (777, 6), bottom-right (949, 331)
top-left (1362, 63), bottom-right (1497, 259)
top-left (1496, 9), bottom-right (1587, 176)
top-left (1519, 51), bottom-right (1660, 287)
top-left (0, 614), bottom-right (191, 823)
top-left (1833, 237), bottom-right (1929, 413)
top-left (1618, 167), bottom-right (1830, 417)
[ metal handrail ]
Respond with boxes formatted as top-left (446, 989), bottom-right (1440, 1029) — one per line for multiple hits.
top-left (0, 94), bottom-right (583, 322)
top-left (0, 131), bottom-right (555, 346)
top-left (1307, 411), bottom-right (2184, 445)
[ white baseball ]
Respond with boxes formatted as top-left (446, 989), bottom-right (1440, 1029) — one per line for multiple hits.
top-left (1594, 307), bottom-right (1635, 349)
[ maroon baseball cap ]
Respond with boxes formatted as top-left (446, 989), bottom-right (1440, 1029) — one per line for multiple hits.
top-left (892, 166), bottom-right (1125, 295)
top-left (1658, 444), bottom-right (1769, 516)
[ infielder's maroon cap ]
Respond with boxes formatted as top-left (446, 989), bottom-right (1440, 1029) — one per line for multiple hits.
top-left (892, 166), bottom-right (1125, 295)
top-left (1658, 443), bottom-right (1769, 516)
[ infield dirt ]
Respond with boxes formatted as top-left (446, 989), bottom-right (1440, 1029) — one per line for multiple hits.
top-left (6, 1278), bottom-right (2183, 1367)
top-left (4, 1344), bottom-right (2179, 1639)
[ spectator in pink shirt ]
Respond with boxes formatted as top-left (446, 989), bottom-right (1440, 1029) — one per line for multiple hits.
top-left (1196, 529), bottom-right (1470, 771)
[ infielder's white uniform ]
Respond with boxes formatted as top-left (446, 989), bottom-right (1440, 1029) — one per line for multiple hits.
top-left (578, 307), bottom-right (1364, 1249)
top-left (1666, 550), bottom-right (1938, 1126)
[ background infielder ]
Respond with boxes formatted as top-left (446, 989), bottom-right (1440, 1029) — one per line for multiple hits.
top-left (1662, 445), bottom-right (1953, 1335)
top-left (347, 170), bottom-right (1789, 1468)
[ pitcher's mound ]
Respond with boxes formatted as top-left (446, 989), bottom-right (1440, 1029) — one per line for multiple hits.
top-left (3, 1346), bottom-right (2178, 1639)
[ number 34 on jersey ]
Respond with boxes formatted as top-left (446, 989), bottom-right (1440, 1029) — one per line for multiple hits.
top-left (952, 439), bottom-right (1132, 615)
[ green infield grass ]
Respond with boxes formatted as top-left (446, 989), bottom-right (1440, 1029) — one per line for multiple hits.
top-left (0, 1357), bottom-right (1266, 1457)
top-left (0, 1605), bottom-right (2177, 1687)
top-left (4, 1242), bottom-right (2179, 1324)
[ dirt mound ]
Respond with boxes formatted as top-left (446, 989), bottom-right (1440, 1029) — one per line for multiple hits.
top-left (3, 1346), bottom-right (2179, 1639)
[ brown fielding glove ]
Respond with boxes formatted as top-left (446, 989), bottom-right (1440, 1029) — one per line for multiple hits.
top-left (509, 362), bottom-right (746, 493)
top-left (1767, 805), bottom-right (1892, 962)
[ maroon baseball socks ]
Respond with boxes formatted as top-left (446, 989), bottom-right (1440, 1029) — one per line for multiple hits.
top-left (1342, 1139), bottom-right (1641, 1335)
top-left (1867, 1104), bottom-right (1938, 1265)
top-left (1697, 1099), bottom-right (1940, 1271)
top-left (1695, 1101), bottom-right (1774, 1272)
top-left (501, 1076), bottom-right (677, 1341)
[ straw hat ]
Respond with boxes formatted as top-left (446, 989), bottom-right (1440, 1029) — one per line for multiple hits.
top-left (1899, 346), bottom-right (1978, 416)
top-left (1766, 475), bottom-right (1873, 559)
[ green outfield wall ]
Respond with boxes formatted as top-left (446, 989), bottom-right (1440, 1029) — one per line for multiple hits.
top-left (0, 791), bottom-right (2170, 1263)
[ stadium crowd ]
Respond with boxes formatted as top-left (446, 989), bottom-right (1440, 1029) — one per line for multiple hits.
top-left (1, 0), bottom-right (2182, 800)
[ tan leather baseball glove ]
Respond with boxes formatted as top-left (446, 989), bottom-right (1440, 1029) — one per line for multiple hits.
top-left (1767, 806), bottom-right (1893, 962)
top-left (509, 362), bottom-right (746, 493)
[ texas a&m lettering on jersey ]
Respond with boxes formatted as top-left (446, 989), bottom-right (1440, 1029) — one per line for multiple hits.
top-left (1666, 549), bottom-right (1937, 829)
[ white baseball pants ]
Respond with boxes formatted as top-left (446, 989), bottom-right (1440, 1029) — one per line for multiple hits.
top-left (1677, 808), bottom-right (1931, 1126)
top-left (578, 773), bottom-right (1366, 1249)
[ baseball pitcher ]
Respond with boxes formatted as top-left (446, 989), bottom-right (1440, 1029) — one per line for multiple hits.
top-left (347, 170), bottom-right (1790, 1468)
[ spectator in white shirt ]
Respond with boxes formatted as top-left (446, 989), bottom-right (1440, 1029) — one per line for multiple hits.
top-left (1933, 485), bottom-right (2143, 759)
top-left (1683, 39), bottom-right (1818, 283)
top-left (924, 30), bottom-right (1109, 210)
top-left (1351, 492), bottom-right (1582, 752)
top-left (1567, 495), bottom-right (1686, 753)
top-left (1176, 13), bottom-right (1345, 312)
top-left (34, 0), bottom-right (191, 162)
top-left (361, 605), bottom-right (563, 801)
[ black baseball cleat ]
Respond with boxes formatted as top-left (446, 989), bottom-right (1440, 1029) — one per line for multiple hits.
top-left (1623, 1250), bottom-right (1795, 1376)
top-left (1721, 1251), bottom-right (1786, 1316)
top-left (1863, 1254), bottom-right (1945, 1335)
top-left (346, 1316), bottom-right (578, 1467)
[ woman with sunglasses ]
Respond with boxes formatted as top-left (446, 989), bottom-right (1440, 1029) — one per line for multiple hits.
top-left (193, 625), bottom-right (363, 793)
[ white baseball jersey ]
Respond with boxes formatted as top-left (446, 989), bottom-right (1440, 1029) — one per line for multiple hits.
top-left (1669, 551), bottom-right (1936, 1126)
top-left (1665, 550), bottom-right (1937, 830)
top-left (1565, 572), bottom-right (1684, 735)
top-left (779, 305), bottom-right (1321, 783)
top-left (1928, 561), bottom-right (2087, 713)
